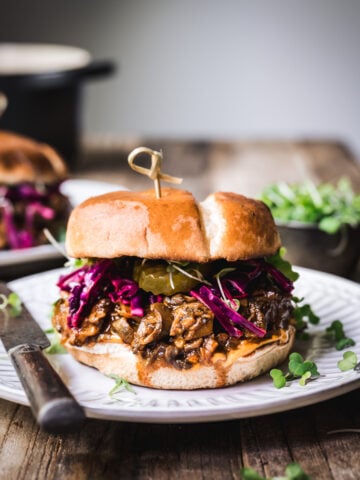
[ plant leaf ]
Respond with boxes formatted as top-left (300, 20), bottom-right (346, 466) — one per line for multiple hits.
top-left (337, 351), bottom-right (358, 371)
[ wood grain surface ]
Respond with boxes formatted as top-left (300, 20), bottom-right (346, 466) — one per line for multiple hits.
top-left (0, 388), bottom-right (358, 479)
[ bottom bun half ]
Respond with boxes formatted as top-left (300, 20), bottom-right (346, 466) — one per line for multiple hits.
top-left (63, 326), bottom-right (295, 390)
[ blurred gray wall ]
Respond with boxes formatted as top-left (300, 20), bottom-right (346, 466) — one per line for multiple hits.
top-left (1, 0), bottom-right (360, 156)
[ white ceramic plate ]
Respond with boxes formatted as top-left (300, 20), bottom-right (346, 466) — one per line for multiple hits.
top-left (1, 267), bottom-right (359, 423)
top-left (0, 179), bottom-right (125, 269)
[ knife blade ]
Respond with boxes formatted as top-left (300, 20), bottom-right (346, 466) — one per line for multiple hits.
top-left (0, 282), bottom-right (85, 433)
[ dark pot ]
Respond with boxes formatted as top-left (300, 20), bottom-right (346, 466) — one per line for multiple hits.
top-left (277, 221), bottom-right (360, 277)
top-left (0, 43), bottom-right (115, 168)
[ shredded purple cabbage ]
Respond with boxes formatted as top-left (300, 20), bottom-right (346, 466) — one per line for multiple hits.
top-left (149, 294), bottom-right (164, 304)
top-left (263, 262), bottom-right (294, 292)
top-left (190, 258), bottom-right (293, 338)
top-left (240, 258), bottom-right (294, 293)
top-left (0, 183), bottom-right (61, 249)
top-left (57, 260), bottom-right (142, 328)
top-left (130, 295), bottom-right (144, 317)
top-left (191, 286), bottom-right (266, 338)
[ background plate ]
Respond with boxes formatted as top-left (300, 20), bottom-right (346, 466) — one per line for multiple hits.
top-left (0, 179), bottom-right (125, 275)
top-left (1, 267), bottom-right (359, 423)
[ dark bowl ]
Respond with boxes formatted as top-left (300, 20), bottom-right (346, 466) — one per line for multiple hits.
top-left (276, 221), bottom-right (360, 278)
top-left (0, 43), bottom-right (115, 168)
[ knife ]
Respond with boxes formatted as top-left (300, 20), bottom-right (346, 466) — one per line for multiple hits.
top-left (0, 282), bottom-right (86, 433)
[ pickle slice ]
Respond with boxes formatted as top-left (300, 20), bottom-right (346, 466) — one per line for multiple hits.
top-left (133, 260), bottom-right (203, 295)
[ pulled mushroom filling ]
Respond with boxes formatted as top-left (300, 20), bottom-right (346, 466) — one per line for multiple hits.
top-left (52, 256), bottom-right (295, 370)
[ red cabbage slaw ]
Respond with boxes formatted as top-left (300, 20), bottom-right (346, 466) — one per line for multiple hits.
top-left (58, 260), bottom-right (144, 328)
top-left (57, 258), bottom-right (294, 336)
top-left (0, 183), bottom-right (59, 249)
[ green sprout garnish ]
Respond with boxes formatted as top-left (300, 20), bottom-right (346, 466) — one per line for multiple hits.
top-left (270, 352), bottom-right (319, 389)
top-left (240, 462), bottom-right (311, 480)
top-left (291, 297), bottom-right (319, 340)
top-left (270, 369), bottom-right (287, 389)
top-left (325, 320), bottom-right (356, 351)
top-left (45, 330), bottom-right (68, 354)
top-left (214, 267), bottom-right (238, 309)
top-left (44, 327), bottom-right (55, 334)
top-left (337, 351), bottom-right (358, 372)
top-left (266, 247), bottom-right (299, 282)
top-left (298, 371), bottom-right (312, 386)
top-left (293, 299), bottom-right (320, 327)
top-left (0, 292), bottom-right (22, 317)
top-left (64, 258), bottom-right (94, 269)
top-left (260, 177), bottom-right (360, 234)
top-left (289, 296), bottom-right (319, 342)
top-left (288, 352), bottom-right (319, 378)
top-left (107, 374), bottom-right (136, 396)
top-left (43, 227), bottom-right (70, 260)
top-left (167, 261), bottom-right (211, 288)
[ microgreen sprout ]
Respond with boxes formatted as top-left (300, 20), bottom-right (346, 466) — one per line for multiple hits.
top-left (166, 264), bottom-right (176, 290)
top-left (0, 292), bottom-right (22, 317)
top-left (240, 462), bottom-right (311, 480)
top-left (45, 330), bottom-right (68, 354)
top-left (43, 227), bottom-right (70, 260)
top-left (64, 257), bottom-right (94, 269)
top-left (214, 267), bottom-right (238, 309)
top-left (337, 351), bottom-right (358, 372)
top-left (107, 374), bottom-right (136, 396)
top-left (270, 352), bottom-right (319, 389)
top-left (44, 327), bottom-right (55, 334)
top-left (325, 320), bottom-right (356, 351)
top-left (298, 371), bottom-right (312, 386)
top-left (266, 247), bottom-right (299, 282)
top-left (291, 297), bottom-right (319, 340)
top-left (288, 352), bottom-right (319, 378)
top-left (260, 177), bottom-right (360, 234)
top-left (270, 369), bottom-right (286, 389)
top-left (167, 261), bottom-right (212, 287)
top-left (44, 228), bottom-right (95, 270)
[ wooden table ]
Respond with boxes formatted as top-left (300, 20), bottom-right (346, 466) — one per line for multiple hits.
top-left (1, 139), bottom-right (359, 479)
top-left (0, 387), bottom-right (358, 479)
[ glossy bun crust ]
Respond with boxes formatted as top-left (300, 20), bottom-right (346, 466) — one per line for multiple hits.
top-left (0, 130), bottom-right (67, 185)
top-left (66, 188), bottom-right (281, 262)
top-left (62, 327), bottom-right (295, 390)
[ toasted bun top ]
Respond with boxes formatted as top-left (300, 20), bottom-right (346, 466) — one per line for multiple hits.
top-left (0, 130), bottom-right (67, 185)
top-left (66, 188), bottom-right (281, 262)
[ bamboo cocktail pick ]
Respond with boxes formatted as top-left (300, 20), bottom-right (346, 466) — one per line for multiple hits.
top-left (128, 147), bottom-right (183, 198)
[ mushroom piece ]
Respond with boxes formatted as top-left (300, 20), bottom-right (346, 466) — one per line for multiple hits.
top-left (170, 302), bottom-right (214, 340)
top-left (132, 308), bottom-right (163, 350)
top-left (72, 298), bottom-right (111, 346)
top-left (111, 317), bottom-right (134, 344)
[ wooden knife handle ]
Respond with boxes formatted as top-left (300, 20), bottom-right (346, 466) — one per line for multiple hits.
top-left (9, 343), bottom-right (86, 433)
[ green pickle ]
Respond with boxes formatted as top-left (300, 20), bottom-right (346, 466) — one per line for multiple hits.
top-left (133, 260), bottom-right (203, 295)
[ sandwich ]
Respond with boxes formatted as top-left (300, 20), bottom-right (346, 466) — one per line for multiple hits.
top-left (0, 130), bottom-right (70, 250)
top-left (52, 187), bottom-right (296, 390)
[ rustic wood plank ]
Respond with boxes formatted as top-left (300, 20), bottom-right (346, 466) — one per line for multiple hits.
top-left (0, 398), bottom-right (20, 448)
top-left (240, 414), bottom-right (293, 478)
top-left (280, 407), bottom-right (334, 479)
top-left (311, 389), bottom-right (360, 480)
top-left (0, 391), bottom-right (358, 479)
top-left (299, 141), bottom-right (360, 190)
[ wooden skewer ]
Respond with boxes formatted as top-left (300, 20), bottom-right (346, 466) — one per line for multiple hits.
top-left (128, 146), bottom-right (183, 198)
